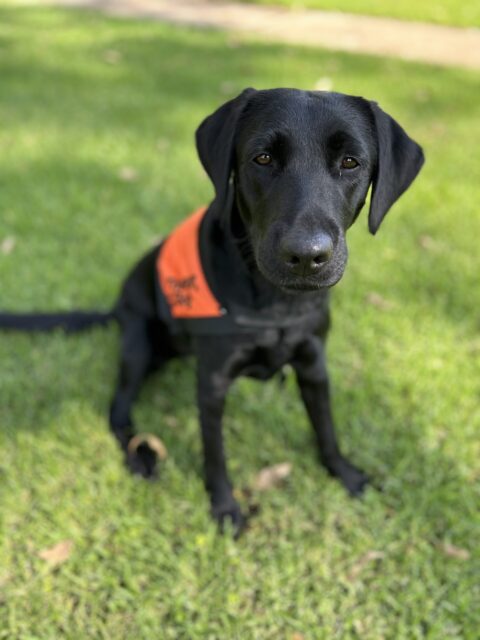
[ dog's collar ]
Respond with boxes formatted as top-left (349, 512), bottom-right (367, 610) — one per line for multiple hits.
top-left (230, 305), bottom-right (324, 330)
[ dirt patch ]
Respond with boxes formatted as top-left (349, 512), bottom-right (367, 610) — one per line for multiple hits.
top-left (31, 0), bottom-right (480, 69)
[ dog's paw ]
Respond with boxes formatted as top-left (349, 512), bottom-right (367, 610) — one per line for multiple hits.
top-left (125, 433), bottom-right (168, 480)
top-left (326, 456), bottom-right (370, 497)
top-left (126, 443), bottom-right (159, 479)
top-left (211, 498), bottom-right (247, 538)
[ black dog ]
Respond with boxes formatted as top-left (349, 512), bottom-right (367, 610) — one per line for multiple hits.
top-left (0, 89), bottom-right (424, 534)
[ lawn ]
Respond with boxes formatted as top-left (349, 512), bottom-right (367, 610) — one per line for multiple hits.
top-left (1, 6), bottom-right (479, 639)
top-left (240, 0), bottom-right (480, 28)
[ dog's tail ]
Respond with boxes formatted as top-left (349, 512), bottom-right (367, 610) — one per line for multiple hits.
top-left (0, 310), bottom-right (115, 333)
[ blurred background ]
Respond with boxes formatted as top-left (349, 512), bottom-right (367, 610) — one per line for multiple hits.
top-left (1, 1), bottom-right (479, 638)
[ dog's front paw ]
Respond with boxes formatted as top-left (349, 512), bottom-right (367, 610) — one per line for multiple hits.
top-left (211, 498), bottom-right (247, 538)
top-left (326, 456), bottom-right (369, 497)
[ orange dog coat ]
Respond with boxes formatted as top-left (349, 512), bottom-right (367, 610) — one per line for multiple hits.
top-left (156, 207), bottom-right (225, 327)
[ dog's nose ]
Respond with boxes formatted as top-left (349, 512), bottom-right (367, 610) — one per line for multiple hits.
top-left (281, 233), bottom-right (333, 276)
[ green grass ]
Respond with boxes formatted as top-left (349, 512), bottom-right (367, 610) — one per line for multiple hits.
top-left (1, 6), bottom-right (480, 639)
top-left (239, 0), bottom-right (480, 28)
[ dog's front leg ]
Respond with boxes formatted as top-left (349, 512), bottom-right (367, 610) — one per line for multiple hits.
top-left (293, 337), bottom-right (369, 496)
top-left (196, 344), bottom-right (245, 535)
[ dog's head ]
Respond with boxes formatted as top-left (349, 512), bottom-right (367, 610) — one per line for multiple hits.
top-left (196, 88), bottom-right (424, 292)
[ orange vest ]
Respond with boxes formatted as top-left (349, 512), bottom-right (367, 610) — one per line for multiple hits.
top-left (156, 207), bottom-right (225, 327)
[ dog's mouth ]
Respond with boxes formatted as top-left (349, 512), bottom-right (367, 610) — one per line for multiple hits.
top-left (279, 278), bottom-right (327, 292)
top-left (256, 262), bottom-right (345, 293)
top-left (256, 255), bottom-right (347, 293)
top-left (282, 284), bottom-right (323, 292)
top-left (279, 272), bottom-right (343, 292)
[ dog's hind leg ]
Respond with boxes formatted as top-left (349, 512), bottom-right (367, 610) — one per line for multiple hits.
top-left (109, 311), bottom-right (167, 478)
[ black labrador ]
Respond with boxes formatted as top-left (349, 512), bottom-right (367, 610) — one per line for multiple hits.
top-left (0, 88), bottom-right (424, 534)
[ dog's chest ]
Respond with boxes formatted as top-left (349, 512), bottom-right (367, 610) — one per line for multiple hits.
top-left (239, 324), bottom-right (313, 380)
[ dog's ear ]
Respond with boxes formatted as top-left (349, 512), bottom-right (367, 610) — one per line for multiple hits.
top-left (368, 102), bottom-right (424, 235)
top-left (196, 88), bottom-right (256, 217)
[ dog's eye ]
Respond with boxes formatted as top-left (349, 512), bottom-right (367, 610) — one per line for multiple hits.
top-left (253, 153), bottom-right (272, 166)
top-left (341, 157), bottom-right (359, 169)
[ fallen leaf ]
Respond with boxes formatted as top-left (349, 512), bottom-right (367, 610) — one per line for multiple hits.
top-left (418, 234), bottom-right (441, 251)
top-left (253, 462), bottom-right (292, 491)
top-left (118, 166), bottom-right (138, 182)
top-left (314, 76), bottom-right (333, 91)
top-left (365, 292), bottom-right (394, 311)
top-left (103, 49), bottom-right (122, 64)
top-left (430, 122), bottom-right (447, 136)
top-left (438, 542), bottom-right (470, 560)
top-left (291, 634), bottom-right (305, 640)
top-left (415, 89), bottom-right (431, 103)
top-left (38, 540), bottom-right (73, 567)
top-left (466, 337), bottom-right (480, 354)
top-left (156, 138), bottom-right (170, 152)
top-left (1, 236), bottom-right (16, 255)
top-left (347, 550), bottom-right (385, 581)
top-left (219, 81), bottom-right (236, 95)
top-left (353, 620), bottom-right (366, 634)
top-left (227, 36), bottom-right (241, 49)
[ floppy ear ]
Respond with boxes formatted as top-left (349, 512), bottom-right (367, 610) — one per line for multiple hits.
top-left (195, 88), bottom-right (256, 218)
top-left (368, 102), bottom-right (425, 235)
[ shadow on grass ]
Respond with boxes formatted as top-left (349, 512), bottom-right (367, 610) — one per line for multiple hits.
top-left (1, 6), bottom-right (480, 134)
